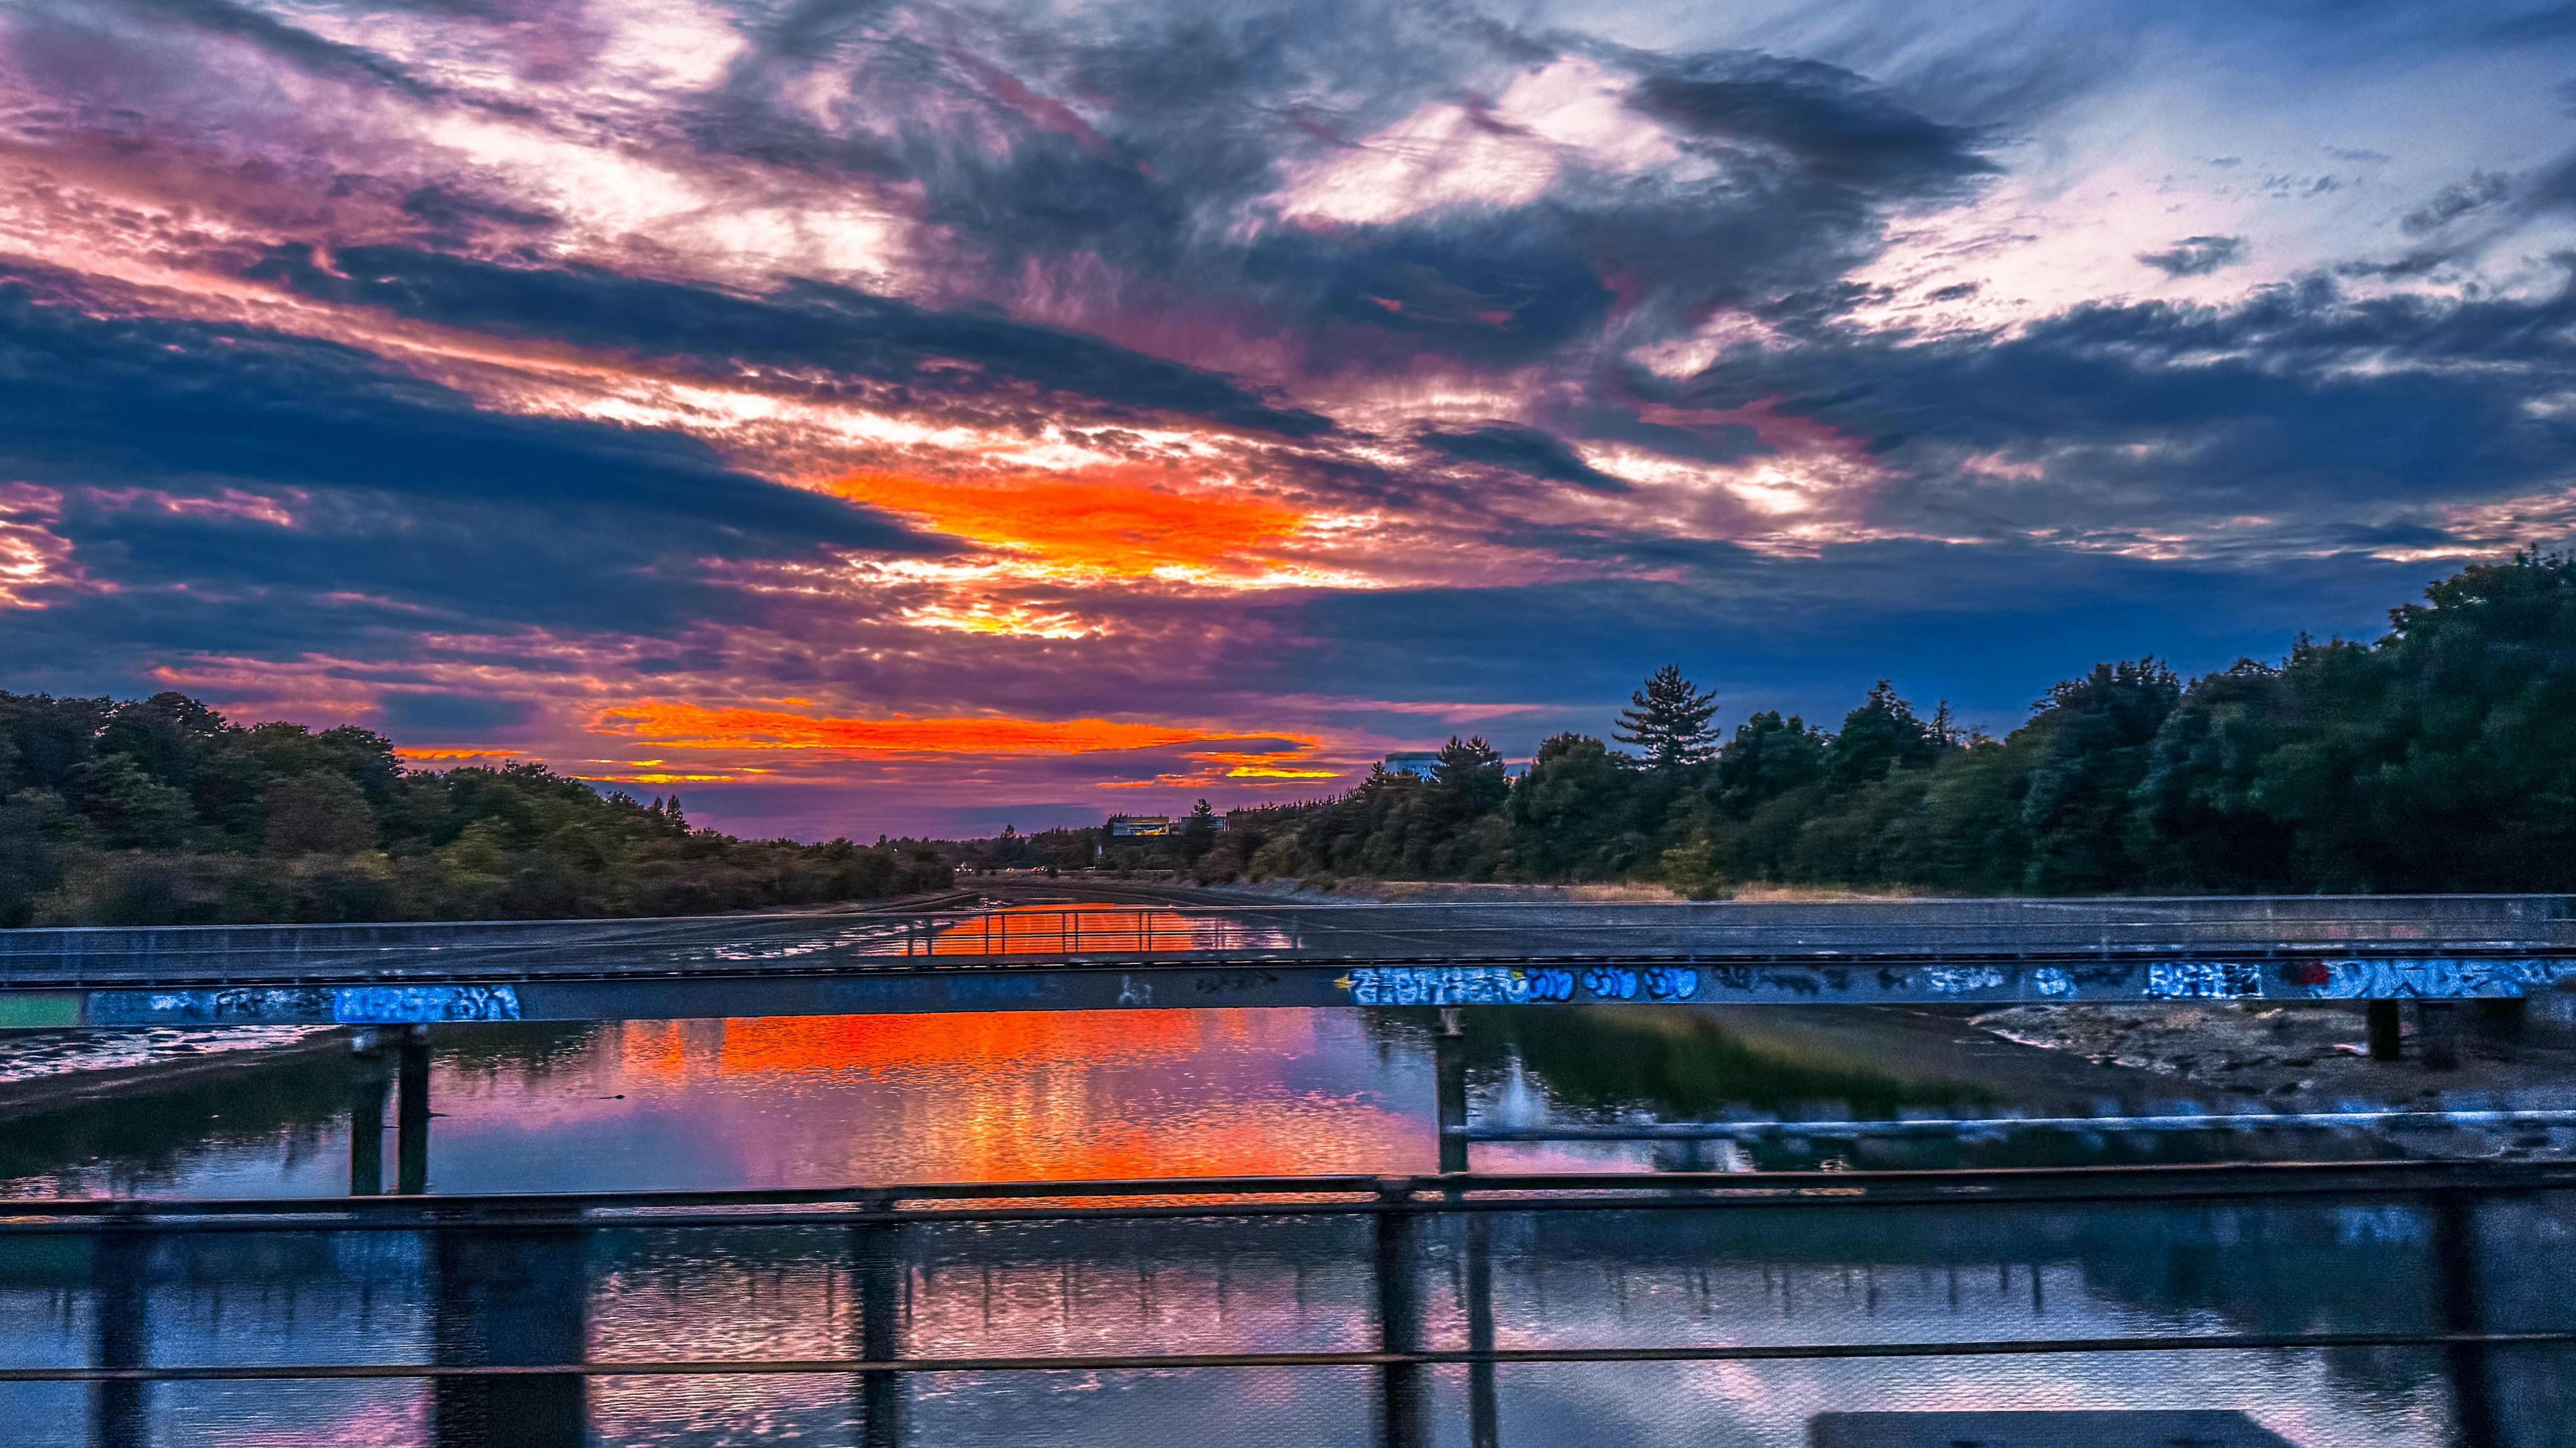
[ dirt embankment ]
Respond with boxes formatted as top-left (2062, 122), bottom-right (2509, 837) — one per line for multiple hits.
top-left (1968, 999), bottom-right (2576, 1108)
top-left (0, 1028), bottom-right (360, 1121)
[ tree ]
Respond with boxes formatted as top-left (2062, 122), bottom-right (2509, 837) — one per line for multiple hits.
top-left (262, 770), bottom-right (378, 856)
top-left (1824, 681), bottom-right (1944, 791)
top-left (1179, 798), bottom-right (1218, 862)
top-left (1709, 711), bottom-right (1825, 818)
top-left (1433, 735), bottom-right (1509, 815)
top-left (2015, 660), bottom-right (2180, 892)
top-left (1615, 665), bottom-right (1719, 769)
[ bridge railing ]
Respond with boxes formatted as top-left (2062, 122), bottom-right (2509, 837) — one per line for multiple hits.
top-left (3, 1160), bottom-right (2570, 1448)
top-left (5, 895), bottom-right (2576, 987)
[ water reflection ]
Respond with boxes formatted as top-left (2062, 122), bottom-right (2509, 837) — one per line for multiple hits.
top-left (0, 1004), bottom-right (2436, 1200)
top-left (1, 1005), bottom-right (2571, 1444)
top-left (3, 1191), bottom-right (2562, 1445)
top-left (922, 904), bottom-right (1291, 957)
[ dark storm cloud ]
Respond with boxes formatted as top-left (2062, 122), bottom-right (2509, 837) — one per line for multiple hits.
top-left (1669, 275), bottom-right (2576, 547)
top-left (2135, 235), bottom-right (2249, 276)
top-left (239, 245), bottom-right (1335, 439)
top-left (1419, 423), bottom-right (1629, 492)
top-left (1628, 52), bottom-right (1997, 190)
top-left (2401, 170), bottom-right (2512, 233)
top-left (0, 276), bottom-right (960, 660)
top-left (117, 0), bottom-right (443, 99)
top-left (377, 692), bottom-right (538, 734)
top-left (0, 278), bottom-right (934, 550)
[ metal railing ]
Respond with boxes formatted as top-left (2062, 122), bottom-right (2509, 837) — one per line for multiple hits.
top-left (5, 894), bottom-right (2573, 987)
top-left (5, 1159), bottom-right (2571, 1448)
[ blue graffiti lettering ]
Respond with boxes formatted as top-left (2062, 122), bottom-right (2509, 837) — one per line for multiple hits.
top-left (1644, 967), bottom-right (1700, 1001)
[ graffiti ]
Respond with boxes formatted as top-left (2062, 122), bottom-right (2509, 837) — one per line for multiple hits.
top-left (1644, 967), bottom-right (1700, 1001)
top-left (89, 988), bottom-right (333, 1025)
top-left (1346, 966), bottom-right (1527, 1006)
top-left (2145, 962), bottom-right (2264, 999)
top-left (946, 974), bottom-right (1061, 1003)
top-left (2033, 968), bottom-right (2076, 997)
top-left (331, 985), bottom-right (521, 1023)
top-left (1582, 966), bottom-right (1640, 1000)
top-left (1525, 968), bottom-right (1576, 1002)
top-left (1118, 975), bottom-right (1152, 1007)
top-left (85, 984), bottom-right (522, 1025)
top-left (2298, 958), bottom-right (2576, 1000)
top-left (1925, 966), bottom-right (2006, 994)
top-left (1340, 966), bottom-right (1584, 1006)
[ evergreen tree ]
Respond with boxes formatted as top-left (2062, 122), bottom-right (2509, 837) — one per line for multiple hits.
top-left (1433, 735), bottom-right (1510, 815)
top-left (1614, 665), bottom-right (1720, 769)
top-left (1824, 681), bottom-right (1943, 791)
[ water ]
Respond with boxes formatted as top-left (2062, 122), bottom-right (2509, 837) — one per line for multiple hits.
top-left (0, 992), bottom-right (2569, 1443)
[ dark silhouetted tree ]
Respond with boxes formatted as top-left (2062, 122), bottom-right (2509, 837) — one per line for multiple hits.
top-left (1615, 665), bottom-right (1719, 769)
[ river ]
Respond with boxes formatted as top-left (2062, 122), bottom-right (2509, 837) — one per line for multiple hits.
top-left (0, 921), bottom-right (2565, 1445)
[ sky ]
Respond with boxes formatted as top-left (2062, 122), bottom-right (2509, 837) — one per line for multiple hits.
top-left (2, 0), bottom-right (2575, 839)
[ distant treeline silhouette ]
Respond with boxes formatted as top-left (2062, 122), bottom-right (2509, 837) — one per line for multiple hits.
top-left (0, 700), bottom-right (950, 926)
top-left (995, 553), bottom-right (2576, 895)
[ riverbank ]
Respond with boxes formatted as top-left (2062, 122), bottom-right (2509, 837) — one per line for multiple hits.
top-left (1969, 999), bottom-right (2576, 1107)
top-left (0, 1027), bottom-right (352, 1122)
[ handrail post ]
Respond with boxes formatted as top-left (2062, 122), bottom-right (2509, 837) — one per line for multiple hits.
top-left (856, 1208), bottom-right (906, 1448)
top-left (2434, 1188), bottom-right (2500, 1448)
top-left (1466, 1211), bottom-right (1499, 1448)
top-left (1375, 1178), bottom-right (1430, 1448)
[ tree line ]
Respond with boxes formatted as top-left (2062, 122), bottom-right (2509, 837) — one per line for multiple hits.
top-left (0, 695), bottom-right (951, 926)
top-left (1101, 553), bottom-right (2576, 895)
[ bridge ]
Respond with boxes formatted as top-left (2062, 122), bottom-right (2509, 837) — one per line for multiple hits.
top-left (3, 893), bottom-right (2573, 1029)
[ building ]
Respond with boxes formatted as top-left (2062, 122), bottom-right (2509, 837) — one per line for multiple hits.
top-left (1105, 815), bottom-right (1172, 838)
top-left (1380, 755), bottom-right (1533, 783)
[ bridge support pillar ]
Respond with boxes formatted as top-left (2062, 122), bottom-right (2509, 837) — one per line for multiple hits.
top-left (2417, 1003), bottom-right (2464, 1071)
top-left (855, 1215), bottom-right (906, 1448)
top-left (430, 1227), bottom-right (589, 1448)
top-left (89, 1231), bottom-right (148, 1448)
top-left (2367, 1000), bottom-right (2404, 1061)
top-left (1435, 1008), bottom-right (1469, 1176)
top-left (350, 1055), bottom-right (390, 1197)
top-left (396, 1025), bottom-right (431, 1195)
top-left (1375, 1183), bottom-right (1430, 1448)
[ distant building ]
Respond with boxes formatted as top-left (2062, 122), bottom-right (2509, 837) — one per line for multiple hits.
top-left (1381, 754), bottom-right (1532, 783)
top-left (1106, 815), bottom-right (1172, 837)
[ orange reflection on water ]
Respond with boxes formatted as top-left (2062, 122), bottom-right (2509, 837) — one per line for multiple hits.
top-left (680, 1009), bottom-right (1419, 1182)
top-left (712, 1009), bottom-right (1211, 1076)
top-left (925, 903), bottom-right (1209, 956)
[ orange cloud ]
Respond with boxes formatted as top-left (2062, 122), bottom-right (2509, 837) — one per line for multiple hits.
top-left (828, 464), bottom-right (1307, 577)
top-left (395, 748), bottom-right (521, 762)
top-left (595, 700), bottom-right (1322, 760)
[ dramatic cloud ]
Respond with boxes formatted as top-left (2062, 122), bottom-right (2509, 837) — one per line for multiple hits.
top-left (2135, 235), bottom-right (2249, 277)
top-left (2, 0), bottom-right (2573, 834)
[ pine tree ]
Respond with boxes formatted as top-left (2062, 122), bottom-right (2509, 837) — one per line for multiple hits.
top-left (1614, 665), bottom-right (1720, 769)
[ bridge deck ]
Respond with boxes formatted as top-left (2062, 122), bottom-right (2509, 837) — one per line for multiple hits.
top-left (3, 895), bottom-right (2573, 1026)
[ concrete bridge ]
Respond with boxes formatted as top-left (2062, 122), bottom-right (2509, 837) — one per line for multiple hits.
top-left (1, 893), bottom-right (2573, 1030)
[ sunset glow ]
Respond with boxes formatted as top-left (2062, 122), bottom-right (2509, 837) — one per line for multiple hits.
top-left (1, 0), bottom-right (2569, 836)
